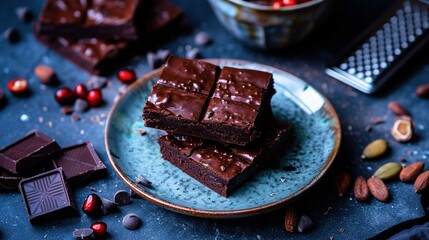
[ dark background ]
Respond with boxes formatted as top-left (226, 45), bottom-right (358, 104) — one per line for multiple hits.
top-left (1, 0), bottom-right (429, 239)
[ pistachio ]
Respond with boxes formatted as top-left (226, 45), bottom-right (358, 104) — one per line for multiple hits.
top-left (361, 139), bottom-right (388, 159)
top-left (373, 162), bottom-right (402, 180)
top-left (391, 116), bottom-right (413, 142)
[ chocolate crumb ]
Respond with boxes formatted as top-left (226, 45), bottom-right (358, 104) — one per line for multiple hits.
top-left (15, 7), bottom-right (33, 22)
top-left (71, 113), bottom-right (81, 122)
top-left (61, 106), bottom-right (73, 115)
top-left (136, 174), bottom-right (152, 187)
top-left (339, 228), bottom-right (345, 233)
top-left (72, 228), bottom-right (93, 239)
top-left (137, 129), bottom-right (147, 136)
top-left (194, 31), bottom-right (212, 46)
top-left (130, 189), bottom-right (139, 198)
top-left (186, 48), bottom-right (201, 59)
top-left (3, 27), bottom-right (20, 43)
top-left (122, 213), bottom-right (142, 230)
top-left (73, 99), bottom-right (89, 113)
top-left (400, 158), bottom-right (407, 163)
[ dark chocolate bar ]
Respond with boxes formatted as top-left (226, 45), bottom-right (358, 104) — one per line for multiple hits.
top-left (158, 125), bottom-right (291, 197)
top-left (51, 142), bottom-right (107, 186)
top-left (18, 168), bottom-right (78, 224)
top-left (143, 56), bottom-right (275, 146)
top-left (37, 0), bottom-right (143, 40)
top-left (35, 33), bottom-right (130, 75)
top-left (0, 131), bottom-right (61, 174)
top-left (0, 161), bottom-right (55, 191)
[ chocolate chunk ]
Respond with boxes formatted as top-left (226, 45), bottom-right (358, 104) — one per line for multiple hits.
top-left (136, 174), bottom-right (152, 187)
top-left (73, 228), bottom-right (93, 239)
top-left (51, 142), bottom-right (107, 186)
top-left (34, 65), bottom-right (57, 85)
top-left (101, 198), bottom-right (118, 215)
top-left (297, 215), bottom-right (314, 233)
top-left (18, 168), bottom-right (78, 224)
top-left (2, 27), bottom-right (20, 43)
top-left (158, 125), bottom-right (291, 197)
top-left (0, 131), bottom-right (61, 174)
top-left (122, 213), bottom-right (142, 230)
top-left (114, 190), bottom-right (131, 205)
top-left (15, 7), bottom-right (33, 23)
top-left (194, 31), bottom-right (212, 46)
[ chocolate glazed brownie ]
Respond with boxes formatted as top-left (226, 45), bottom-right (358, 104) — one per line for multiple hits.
top-left (143, 56), bottom-right (275, 146)
top-left (158, 125), bottom-right (291, 197)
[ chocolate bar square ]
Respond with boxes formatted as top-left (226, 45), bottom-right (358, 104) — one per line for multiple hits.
top-left (19, 168), bottom-right (78, 224)
top-left (37, 0), bottom-right (143, 40)
top-left (0, 131), bottom-right (61, 174)
top-left (143, 56), bottom-right (275, 146)
top-left (158, 125), bottom-right (291, 197)
top-left (51, 142), bottom-right (107, 186)
top-left (0, 161), bottom-right (56, 191)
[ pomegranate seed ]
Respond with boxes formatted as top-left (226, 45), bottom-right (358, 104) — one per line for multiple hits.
top-left (86, 89), bottom-right (103, 107)
top-left (117, 69), bottom-right (137, 84)
top-left (54, 87), bottom-right (76, 106)
top-left (82, 194), bottom-right (102, 216)
top-left (7, 78), bottom-right (28, 94)
top-left (74, 83), bottom-right (88, 99)
top-left (91, 222), bottom-right (107, 237)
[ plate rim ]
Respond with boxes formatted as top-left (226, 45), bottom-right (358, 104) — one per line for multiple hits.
top-left (104, 58), bottom-right (341, 218)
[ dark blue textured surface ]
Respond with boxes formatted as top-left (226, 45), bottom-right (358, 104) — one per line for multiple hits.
top-left (1, 0), bottom-right (429, 239)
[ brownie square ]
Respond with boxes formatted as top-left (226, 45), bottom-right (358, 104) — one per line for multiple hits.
top-left (143, 56), bottom-right (275, 146)
top-left (18, 168), bottom-right (78, 224)
top-left (158, 125), bottom-right (291, 197)
top-left (37, 0), bottom-right (143, 40)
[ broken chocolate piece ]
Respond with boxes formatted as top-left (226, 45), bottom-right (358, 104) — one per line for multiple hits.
top-left (51, 142), bottom-right (107, 186)
top-left (18, 168), bottom-right (78, 224)
top-left (0, 131), bottom-right (61, 174)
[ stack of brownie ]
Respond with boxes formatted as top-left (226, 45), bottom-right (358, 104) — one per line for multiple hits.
top-left (142, 56), bottom-right (292, 197)
top-left (0, 131), bottom-right (107, 223)
top-left (34, 0), bottom-right (182, 75)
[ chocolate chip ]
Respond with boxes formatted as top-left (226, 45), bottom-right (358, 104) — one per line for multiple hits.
top-left (194, 31), bottom-right (212, 46)
top-left (136, 174), bottom-right (152, 187)
top-left (2, 27), bottom-right (20, 43)
top-left (73, 99), bottom-right (89, 113)
top-left (15, 7), bottom-right (33, 22)
top-left (297, 215), bottom-right (314, 233)
top-left (34, 65), bottom-right (56, 85)
top-left (122, 213), bottom-right (142, 230)
top-left (101, 198), bottom-right (118, 215)
top-left (87, 75), bottom-right (107, 89)
top-left (114, 190), bottom-right (131, 205)
top-left (72, 228), bottom-right (93, 239)
top-left (186, 48), bottom-right (201, 59)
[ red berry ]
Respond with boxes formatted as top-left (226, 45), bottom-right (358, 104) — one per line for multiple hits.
top-left (54, 87), bottom-right (76, 106)
top-left (86, 89), bottom-right (103, 107)
top-left (82, 194), bottom-right (102, 216)
top-left (117, 69), bottom-right (136, 84)
top-left (7, 78), bottom-right (28, 94)
top-left (74, 83), bottom-right (88, 99)
top-left (91, 222), bottom-right (107, 237)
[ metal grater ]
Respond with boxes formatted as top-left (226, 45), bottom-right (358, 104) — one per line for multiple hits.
top-left (326, 0), bottom-right (429, 94)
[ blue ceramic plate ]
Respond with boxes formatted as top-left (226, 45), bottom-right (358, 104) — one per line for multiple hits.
top-left (105, 59), bottom-right (341, 218)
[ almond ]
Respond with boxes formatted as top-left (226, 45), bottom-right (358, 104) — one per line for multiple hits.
top-left (354, 176), bottom-right (370, 202)
top-left (414, 171), bottom-right (429, 193)
top-left (416, 83), bottom-right (429, 98)
top-left (400, 162), bottom-right (425, 183)
top-left (367, 176), bottom-right (389, 202)
top-left (335, 171), bottom-right (351, 197)
top-left (284, 207), bottom-right (299, 233)
top-left (388, 101), bottom-right (410, 116)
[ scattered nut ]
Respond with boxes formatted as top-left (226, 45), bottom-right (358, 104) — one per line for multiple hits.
top-left (335, 170), bottom-right (351, 197)
top-left (284, 207), bottom-right (299, 233)
top-left (400, 162), bottom-right (425, 183)
top-left (388, 101), bottom-right (410, 116)
top-left (416, 83), bottom-right (429, 98)
top-left (361, 139), bottom-right (388, 159)
top-left (391, 116), bottom-right (413, 142)
top-left (373, 162), bottom-right (402, 180)
top-left (354, 176), bottom-right (370, 202)
top-left (35, 65), bottom-right (56, 85)
top-left (414, 171), bottom-right (429, 193)
top-left (367, 176), bottom-right (390, 202)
